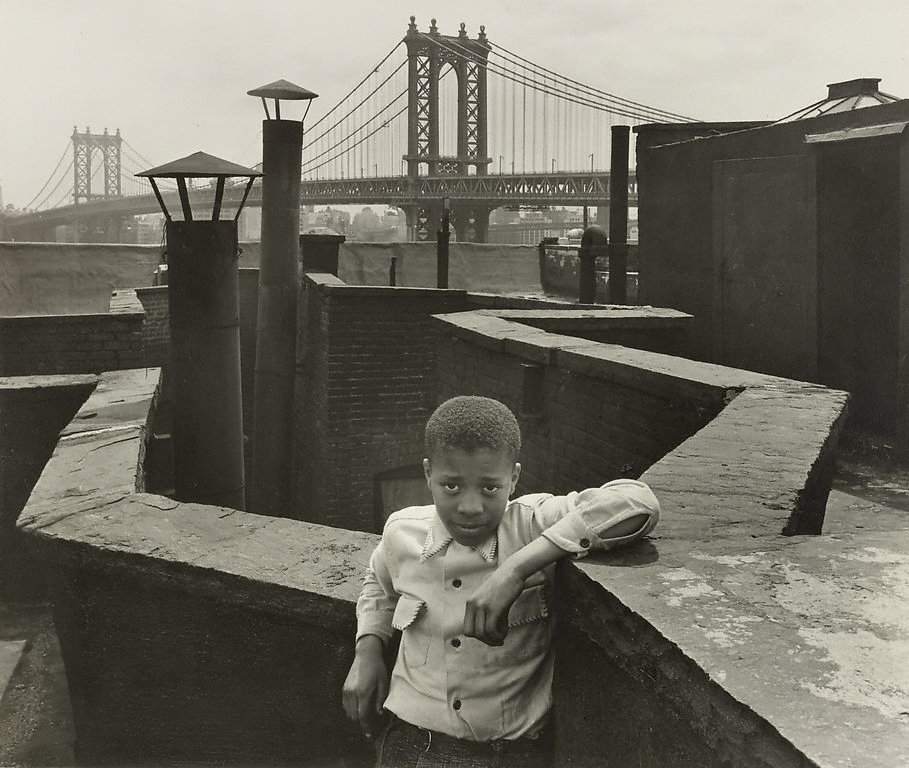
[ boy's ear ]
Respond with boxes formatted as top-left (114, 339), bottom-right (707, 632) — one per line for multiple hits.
top-left (510, 462), bottom-right (522, 494)
top-left (422, 457), bottom-right (432, 485)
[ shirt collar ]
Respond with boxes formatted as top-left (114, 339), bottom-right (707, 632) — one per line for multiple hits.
top-left (421, 511), bottom-right (498, 564)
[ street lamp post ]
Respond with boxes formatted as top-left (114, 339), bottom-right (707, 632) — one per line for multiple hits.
top-left (247, 78), bottom-right (318, 517)
top-left (137, 152), bottom-right (262, 510)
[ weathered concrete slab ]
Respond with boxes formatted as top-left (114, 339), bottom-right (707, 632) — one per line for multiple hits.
top-left (19, 368), bottom-right (375, 625)
top-left (574, 528), bottom-right (909, 768)
top-left (59, 367), bottom-right (159, 438)
top-left (0, 640), bottom-right (27, 700)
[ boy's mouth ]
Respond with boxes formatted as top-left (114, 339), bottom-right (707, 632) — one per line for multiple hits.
top-left (454, 522), bottom-right (486, 534)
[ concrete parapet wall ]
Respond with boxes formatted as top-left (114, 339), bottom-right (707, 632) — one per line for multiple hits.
top-left (0, 242), bottom-right (162, 316)
top-left (18, 368), bottom-right (373, 766)
top-left (0, 290), bottom-right (145, 376)
top-left (0, 374), bottom-right (97, 600)
top-left (14, 322), bottom-right (907, 767)
top-left (338, 241), bottom-right (542, 295)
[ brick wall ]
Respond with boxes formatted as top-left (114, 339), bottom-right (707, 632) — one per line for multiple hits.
top-left (434, 312), bottom-right (725, 497)
top-left (135, 286), bottom-right (169, 368)
top-left (0, 291), bottom-right (145, 376)
top-left (294, 274), bottom-right (470, 531)
top-left (294, 286), bottom-right (699, 532)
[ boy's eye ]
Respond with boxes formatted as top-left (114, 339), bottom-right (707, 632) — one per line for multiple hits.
top-left (483, 485), bottom-right (501, 494)
top-left (442, 482), bottom-right (460, 492)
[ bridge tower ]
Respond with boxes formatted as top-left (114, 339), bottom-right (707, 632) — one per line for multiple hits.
top-left (71, 127), bottom-right (127, 241)
top-left (404, 17), bottom-right (493, 242)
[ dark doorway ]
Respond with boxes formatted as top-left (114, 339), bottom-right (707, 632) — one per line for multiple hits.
top-left (373, 465), bottom-right (433, 531)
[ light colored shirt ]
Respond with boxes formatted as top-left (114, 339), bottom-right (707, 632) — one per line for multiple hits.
top-left (355, 479), bottom-right (660, 742)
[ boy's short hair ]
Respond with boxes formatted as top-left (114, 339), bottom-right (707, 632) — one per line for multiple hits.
top-left (425, 396), bottom-right (521, 461)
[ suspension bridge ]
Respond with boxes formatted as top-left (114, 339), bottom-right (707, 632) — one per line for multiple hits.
top-left (2, 17), bottom-right (695, 244)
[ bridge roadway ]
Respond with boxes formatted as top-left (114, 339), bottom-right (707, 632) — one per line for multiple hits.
top-left (2, 171), bottom-right (638, 240)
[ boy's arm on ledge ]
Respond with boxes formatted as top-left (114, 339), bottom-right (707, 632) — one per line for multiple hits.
top-left (464, 480), bottom-right (660, 646)
top-left (537, 479), bottom-right (660, 558)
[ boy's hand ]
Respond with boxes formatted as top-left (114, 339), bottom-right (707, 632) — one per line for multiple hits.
top-left (463, 565), bottom-right (524, 646)
top-left (342, 635), bottom-right (388, 740)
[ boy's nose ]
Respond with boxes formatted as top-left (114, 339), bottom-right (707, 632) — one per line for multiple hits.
top-left (457, 491), bottom-right (484, 515)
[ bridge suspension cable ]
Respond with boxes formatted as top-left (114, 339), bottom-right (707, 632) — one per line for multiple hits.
top-left (25, 142), bottom-right (73, 210)
top-left (301, 40), bottom-right (412, 181)
top-left (487, 40), bottom-right (696, 122)
top-left (418, 30), bottom-right (695, 174)
top-left (422, 33), bottom-right (690, 123)
top-left (33, 156), bottom-right (74, 211)
top-left (304, 40), bottom-right (405, 135)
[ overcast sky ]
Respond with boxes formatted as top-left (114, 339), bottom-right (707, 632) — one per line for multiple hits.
top-left (2, 0), bottom-right (909, 208)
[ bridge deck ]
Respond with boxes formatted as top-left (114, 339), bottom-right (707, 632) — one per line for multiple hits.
top-left (4, 172), bottom-right (638, 235)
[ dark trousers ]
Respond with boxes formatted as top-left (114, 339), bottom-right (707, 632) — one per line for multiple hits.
top-left (375, 716), bottom-right (552, 768)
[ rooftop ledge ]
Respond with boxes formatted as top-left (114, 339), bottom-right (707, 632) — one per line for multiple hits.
top-left (14, 308), bottom-right (909, 768)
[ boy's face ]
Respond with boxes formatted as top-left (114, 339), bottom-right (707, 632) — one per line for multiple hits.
top-left (423, 446), bottom-right (521, 548)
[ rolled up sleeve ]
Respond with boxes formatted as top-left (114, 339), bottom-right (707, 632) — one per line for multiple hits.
top-left (540, 479), bottom-right (660, 558)
top-left (355, 539), bottom-right (399, 643)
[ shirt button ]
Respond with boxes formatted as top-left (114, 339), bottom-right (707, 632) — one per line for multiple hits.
top-left (579, 537), bottom-right (591, 548)
top-left (453, 699), bottom-right (462, 710)
top-left (452, 578), bottom-right (462, 588)
top-left (451, 638), bottom-right (461, 648)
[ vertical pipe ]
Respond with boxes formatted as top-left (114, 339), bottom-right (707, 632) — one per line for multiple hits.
top-left (252, 118), bottom-right (303, 516)
top-left (167, 220), bottom-right (245, 509)
top-left (608, 125), bottom-right (630, 304)
top-left (437, 203), bottom-right (450, 288)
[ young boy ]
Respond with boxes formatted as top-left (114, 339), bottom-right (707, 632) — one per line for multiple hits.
top-left (342, 396), bottom-right (659, 768)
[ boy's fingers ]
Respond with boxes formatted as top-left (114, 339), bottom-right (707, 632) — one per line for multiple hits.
top-left (376, 676), bottom-right (388, 714)
top-left (473, 606), bottom-right (487, 641)
top-left (342, 690), bottom-right (356, 722)
top-left (463, 603), bottom-right (477, 638)
top-left (358, 695), bottom-right (376, 739)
